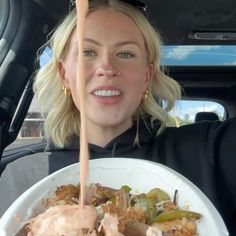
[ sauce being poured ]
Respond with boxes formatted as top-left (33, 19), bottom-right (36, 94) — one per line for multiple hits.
top-left (75, 0), bottom-right (89, 208)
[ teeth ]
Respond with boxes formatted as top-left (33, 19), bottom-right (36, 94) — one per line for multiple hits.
top-left (94, 90), bottom-right (121, 96)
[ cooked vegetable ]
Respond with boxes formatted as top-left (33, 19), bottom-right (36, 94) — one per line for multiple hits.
top-left (121, 185), bottom-right (132, 193)
top-left (151, 210), bottom-right (201, 223)
top-left (146, 188), bottom-right (170, 202)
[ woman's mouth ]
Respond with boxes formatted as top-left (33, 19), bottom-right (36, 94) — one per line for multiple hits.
top-left (93, 90), bottom-right (121, 97)
top-left (92, 89), bottom-right (122, 105)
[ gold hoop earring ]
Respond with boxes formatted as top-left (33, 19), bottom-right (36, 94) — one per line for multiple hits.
top-left (62, 85), bottom-right (71, 96)
top-left (143, 89), bottom-right (149, 100)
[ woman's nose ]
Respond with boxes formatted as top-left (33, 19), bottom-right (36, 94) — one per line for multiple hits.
top-left (96, 55), bottom-right (120, 78)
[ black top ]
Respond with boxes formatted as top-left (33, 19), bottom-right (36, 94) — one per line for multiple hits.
top-left (1, 118), bottom-right (236, 235)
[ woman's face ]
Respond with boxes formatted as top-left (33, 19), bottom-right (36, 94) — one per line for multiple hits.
top-left (60, 8), bottom-right (153, 132)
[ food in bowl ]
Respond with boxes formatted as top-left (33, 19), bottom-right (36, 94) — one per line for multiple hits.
top-left (15, 183), bottom-right (201, 236)
top-left (0, 158), bottom-right (228, 236)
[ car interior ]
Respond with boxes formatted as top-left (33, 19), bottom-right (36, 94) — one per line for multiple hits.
top-left (0, 0), bottom-right (236, 233)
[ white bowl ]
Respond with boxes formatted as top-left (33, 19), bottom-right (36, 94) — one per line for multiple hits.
top-left (0, 158), bottom-right (229, 235)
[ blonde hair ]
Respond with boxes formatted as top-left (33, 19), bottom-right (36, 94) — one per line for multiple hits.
top-left (34, 0), bottom-right (181, 148)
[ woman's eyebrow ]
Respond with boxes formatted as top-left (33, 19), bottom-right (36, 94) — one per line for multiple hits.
top-left (115, 41), bottom-right (141, 48)
top-left (83, 38), bottom-right (101, 46)
top-left (82, 38), bottom-right (141, 48)
top-left (73, 38), bottom-right (101, 47)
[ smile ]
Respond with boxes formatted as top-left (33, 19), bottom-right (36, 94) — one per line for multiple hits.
top-left (93, 90), bottom-right (121, 97)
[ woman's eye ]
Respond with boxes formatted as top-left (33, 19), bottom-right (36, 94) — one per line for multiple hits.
top-left (83, 50), bottom-right (96, 57)
top-left (117, 51), bottom-right (135, 58)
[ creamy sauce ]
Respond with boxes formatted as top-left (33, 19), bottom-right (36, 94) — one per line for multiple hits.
top-left (75, 0), bottom-right (89, 208)
top-left (26, 205), bottom-right (98, 236)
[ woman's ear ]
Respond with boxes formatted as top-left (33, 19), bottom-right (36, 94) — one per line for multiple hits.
top-left (145, 63), bottom-right (154, 88)
top-left (57, 60), bottom-right (69, 87)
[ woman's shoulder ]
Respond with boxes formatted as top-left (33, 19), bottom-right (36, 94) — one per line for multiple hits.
top-left (155, 117), bottom-right (236, 155)
top-left (164, 116), bottom-right (236, 137)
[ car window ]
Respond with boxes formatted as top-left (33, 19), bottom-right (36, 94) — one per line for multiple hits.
top-left (167, 100), bottom-right (225, 127)
top-left (161, 45), bottom-right (236, 66)
top-left (19, 99), bottom-right (44, 138)
top-left (40, 46), bottom-right (52, 67)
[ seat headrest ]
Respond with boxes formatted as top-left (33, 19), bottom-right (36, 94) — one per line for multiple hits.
top-left (194, 112), bottom-right (219, 123)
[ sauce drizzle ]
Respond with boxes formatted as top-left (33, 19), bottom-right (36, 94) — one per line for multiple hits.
top-left (75, 0), bottom-right (89, 208)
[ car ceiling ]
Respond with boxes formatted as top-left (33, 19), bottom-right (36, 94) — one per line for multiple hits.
top-left (33, 0), bottom-right (236, 45)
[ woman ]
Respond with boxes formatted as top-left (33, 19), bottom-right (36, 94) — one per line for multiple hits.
top-left (6, 0), bottom-right (236, 234)
top-left (35, 0), bottom-right (181, 149)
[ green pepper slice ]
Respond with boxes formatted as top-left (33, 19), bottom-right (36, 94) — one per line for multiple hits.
top-left (151, 210), bottom-right (201, 223)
